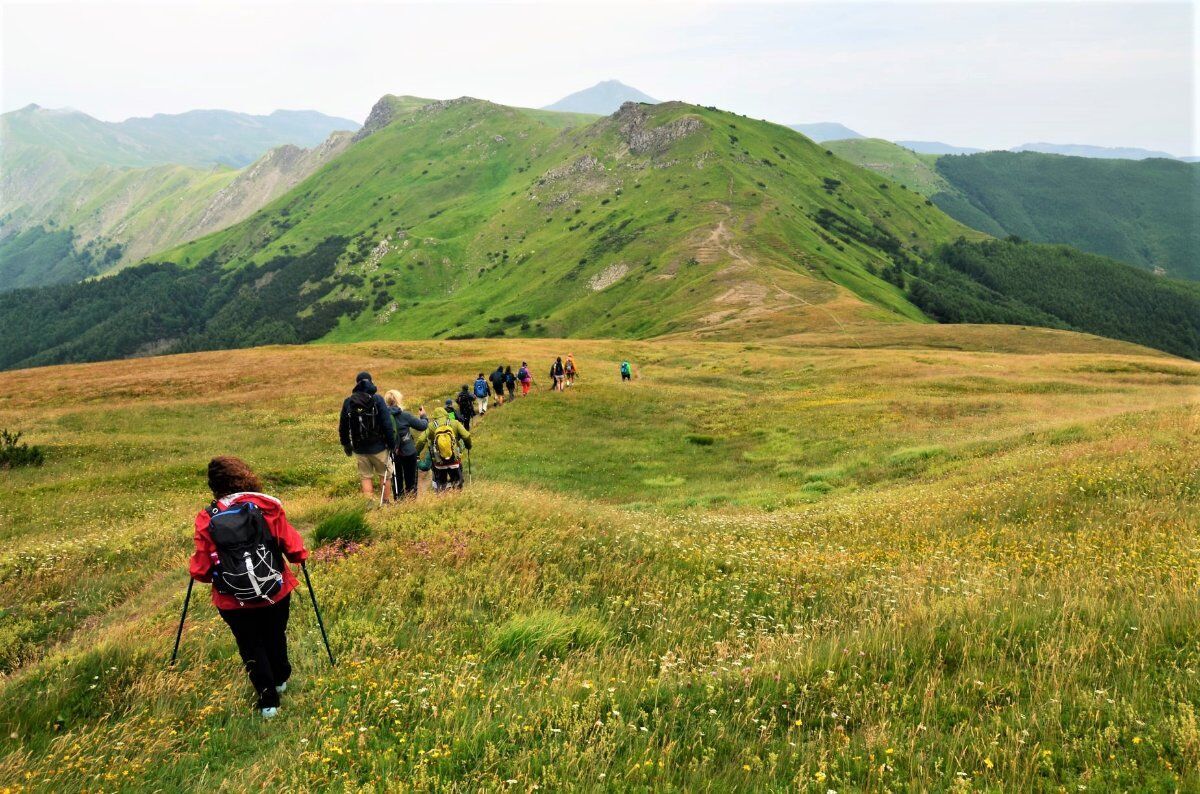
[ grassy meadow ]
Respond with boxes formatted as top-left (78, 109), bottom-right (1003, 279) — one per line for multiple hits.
top-left (1, 327), bottom-right (1198, 790)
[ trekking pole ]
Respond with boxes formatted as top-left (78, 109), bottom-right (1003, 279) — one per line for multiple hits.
top-left (380, 454), bottom-right (394, 508)
top-left (169, 577), bottom-right (194, 667)
top-left (301, 562), bottom-right (336, 667)
top-left (467, 448), bottom-right (472, 481)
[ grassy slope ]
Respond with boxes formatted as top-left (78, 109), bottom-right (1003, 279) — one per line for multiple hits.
top-left (1, 330), bottom-right (1198, 789)
top-left (934, 152), bottom-right (1200, 280)
top-left (160, 99), bottom-right (982, 342)
top-left (825, 138), bottom-right (951, 197)
top-left (0, 106), bottom-right (359, 288)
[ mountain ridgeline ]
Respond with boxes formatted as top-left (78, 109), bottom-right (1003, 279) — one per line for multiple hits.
top-left (827, 138), bottom-right (1200, 281)
top-left (0, 105), bottom-right (359, 288)
top-left (0, 96), bottom-right (1197, 370)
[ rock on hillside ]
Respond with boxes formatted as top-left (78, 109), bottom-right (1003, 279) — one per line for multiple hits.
top-left (353, 95), bottom-right (438, 141)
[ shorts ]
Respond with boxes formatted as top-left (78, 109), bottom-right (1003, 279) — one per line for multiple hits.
top-left (355, 450), bottom-right (390, 478)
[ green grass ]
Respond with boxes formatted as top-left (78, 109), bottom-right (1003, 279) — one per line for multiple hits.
top-left (826, 137), bottom-right (951, 197)
top-left (312, 508), bottom-right (371, 546)
top-left (157, 98), bottom-right (976, 342)
top-left (1, 332), bottom-right (1198, 789)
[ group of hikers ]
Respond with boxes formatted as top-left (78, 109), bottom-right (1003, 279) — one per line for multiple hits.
top-left (186, 354), bottom-right (637, 718)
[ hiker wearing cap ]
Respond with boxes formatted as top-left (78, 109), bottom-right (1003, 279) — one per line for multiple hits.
top-left (489, 366), bottom-right (507, 406)
top-left (415, 406), bottom-right (472, 492)
top-left (518, 362), bottom-right (534, 396)
top-left (190, 456), bottom-right (308, 718)
top-left (504, 365), bottom-right (517, 400)
top-left (383, 390), bottom-right (428, 500)
top-left (474, 373), bottom-right (492, 414)
top-left (455, 385), bottom-right (476, 430)
top-left (338, 372), bottom-right (397, 501)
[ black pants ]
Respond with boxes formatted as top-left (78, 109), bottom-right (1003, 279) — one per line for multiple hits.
top-left (621, 372), bottom-right (631, 381)
top-left (392, 451), bottom-right (418, 498)
top-left (219, 594), bottom-right (291, 709)
top-left (460, 414), bottom-right (471, 431)
top-left (506, 384), bottom-right (515, 398)
top-left (433, 465), bottom-right (464, 491)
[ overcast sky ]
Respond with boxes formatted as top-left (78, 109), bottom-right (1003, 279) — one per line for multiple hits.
top-left (2, 0), bottom-right (1195, 154)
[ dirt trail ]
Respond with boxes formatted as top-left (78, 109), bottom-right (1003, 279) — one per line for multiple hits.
top-left (692, 215), bottom-right (858, 343)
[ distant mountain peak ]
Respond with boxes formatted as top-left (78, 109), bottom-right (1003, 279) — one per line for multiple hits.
top-left (788, 122), bottom-right (864, 143)
top-left (1011, 142), bottom-right (1177, 160)
top-left (543, 81), bottom-right (659, 115)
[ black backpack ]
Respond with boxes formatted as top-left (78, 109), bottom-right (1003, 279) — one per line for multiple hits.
top-left (348, 392), bottom-right (384, 447)
top-left (206, 501), bottom-right (285, 605)
top-left (456, 391), bottom-right (474, 417)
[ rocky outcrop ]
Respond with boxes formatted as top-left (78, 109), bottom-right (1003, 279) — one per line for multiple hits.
top-left (538, 154), bottom-right (605, 185)
top-left (588, 262), bottom-right (629, 291)
top-left (353, 96), bottom-right (482, 142)
top-left (353, 96), bottom-right (404, 142)
top-left (614, 102), bottom-right (703, 156)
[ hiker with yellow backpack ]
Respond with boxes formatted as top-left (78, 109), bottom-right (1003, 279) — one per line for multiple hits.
top-left (414, 405), bottom-right (472, 492)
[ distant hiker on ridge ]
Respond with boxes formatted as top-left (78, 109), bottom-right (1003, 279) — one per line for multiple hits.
top-left (550, 357), bottom-right (565, 391)
top-left (489, 365), bottom-right (507, 406)
top-left (564, 354), bottom-right (579, 388)
top-left (455, 385), bottom-right (476, 430)
top-left (504, 365), bottom-right (517, 401)
top-left (474, 372), bottom-right (492, 414)
top-left (518, 361), bottom-right (534, 396)
top-left (338, 372), bottom-right (397, 502)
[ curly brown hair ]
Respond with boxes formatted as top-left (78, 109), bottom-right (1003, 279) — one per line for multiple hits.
top-left (207, 456), bottom-right (262, 498)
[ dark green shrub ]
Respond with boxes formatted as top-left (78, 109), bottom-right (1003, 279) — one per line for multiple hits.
top-left (313, 509), bottom-right (370, 547)
top-left (0, 429), bottom-right (44, 469)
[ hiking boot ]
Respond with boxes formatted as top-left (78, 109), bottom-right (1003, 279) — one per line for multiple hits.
top-left (261, 707), bottom-right (279, 719)
top-left (257, 686), bottom-right (280, 711)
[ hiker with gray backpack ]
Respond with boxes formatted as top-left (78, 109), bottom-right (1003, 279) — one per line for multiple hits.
top-left (338, 372), bottom-right (397, 502)
top-left (383, 389), bottom-right (428, 500)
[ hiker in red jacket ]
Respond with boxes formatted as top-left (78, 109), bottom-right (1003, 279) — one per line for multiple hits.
top-left (189, 456), bottom-right (308, 718)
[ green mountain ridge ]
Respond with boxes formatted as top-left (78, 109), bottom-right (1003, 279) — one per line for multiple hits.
top-left (1, 96), bottom-right (1197, 369)
top-left (0, 103), bottom-right (360, 288)
top-left (0, 132), bottom-right (354, 289)
top-left (159, 96), bottom-right (970, 341)
top-left (827, 138), bottom-right (1200, 280)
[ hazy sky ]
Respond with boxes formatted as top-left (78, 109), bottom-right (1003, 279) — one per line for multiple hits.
top-left (2, 0), bottom-right (1195, 154)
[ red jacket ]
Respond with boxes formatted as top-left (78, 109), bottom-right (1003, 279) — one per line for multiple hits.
top-left (190, 492), bottom-right (308, 610)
